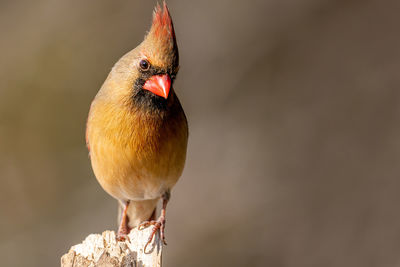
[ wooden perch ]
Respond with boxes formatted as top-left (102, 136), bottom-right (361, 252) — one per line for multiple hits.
top-left (61, 227), bottom-right (162, 267)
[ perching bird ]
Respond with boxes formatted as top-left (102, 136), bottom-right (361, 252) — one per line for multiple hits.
top-left (85, 2), bottom-right (188, 250)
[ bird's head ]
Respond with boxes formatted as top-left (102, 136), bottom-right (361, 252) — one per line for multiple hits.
top-left (113, 1), bottom-right (179, 112)
top-left (103, 1), bottom-right (179, 112)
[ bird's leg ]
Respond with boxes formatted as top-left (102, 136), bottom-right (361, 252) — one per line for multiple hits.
top-left (117, 200), bottom-right (131, 241)
top-left (149, 207), bottom-right (156, 221)
top-left (139, 190), bottom-right (170, 251)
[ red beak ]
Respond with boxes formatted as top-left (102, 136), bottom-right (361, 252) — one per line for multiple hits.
top-left (143, 74), bottom-right (171, 99)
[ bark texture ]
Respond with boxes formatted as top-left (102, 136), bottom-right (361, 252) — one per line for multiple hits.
top-left (61, 228), bottom-right (162, 267)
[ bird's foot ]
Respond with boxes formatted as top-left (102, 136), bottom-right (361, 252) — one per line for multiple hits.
top-left (116, 232), bottom-right (128, 242)
top-left (138, 215), bottom-right (166, 252)
top-left (116, 225), bottom-right (131, 241)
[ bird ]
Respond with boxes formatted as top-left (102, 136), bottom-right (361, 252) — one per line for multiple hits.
top-left (85, 1), bottom-right (188, 250)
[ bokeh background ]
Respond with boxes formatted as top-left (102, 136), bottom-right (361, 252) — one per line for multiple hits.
top-left (1, 0), bottom-right (400, 266)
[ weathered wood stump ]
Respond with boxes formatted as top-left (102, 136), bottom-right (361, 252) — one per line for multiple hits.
top-left (61, 227), bottom-right (162, 267)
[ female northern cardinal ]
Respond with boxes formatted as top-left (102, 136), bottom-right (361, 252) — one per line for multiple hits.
top-left (86, 2), bottom-right (188, 250)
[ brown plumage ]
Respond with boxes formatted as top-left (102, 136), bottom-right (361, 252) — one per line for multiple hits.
top-left (86, 2), bottom-right (188, 249)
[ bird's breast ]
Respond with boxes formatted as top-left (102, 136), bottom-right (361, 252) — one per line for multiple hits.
top-left (87, 95), bottom-right (188, 201)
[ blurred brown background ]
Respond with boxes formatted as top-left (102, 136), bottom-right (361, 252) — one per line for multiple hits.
top-left (1, 0), bottom-right (400, 266)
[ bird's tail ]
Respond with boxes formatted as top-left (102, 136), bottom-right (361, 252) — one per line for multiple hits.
top-left (118, 199), bottom-right (159, 229)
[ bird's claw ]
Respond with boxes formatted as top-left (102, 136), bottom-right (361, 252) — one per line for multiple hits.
top-left (116, 224), bottom-right (130, 242)
top-left (139, 216), bottom-right (167, 252)
top-left (116, 233), bottom-right (128, 242)
top-left (138, 220), bottom-right (156, 230)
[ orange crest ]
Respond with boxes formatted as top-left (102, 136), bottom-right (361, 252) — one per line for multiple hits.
top-left (144, 1), bottom-right (179, 68)
top-left (152, 1), bottom-right (176, 42)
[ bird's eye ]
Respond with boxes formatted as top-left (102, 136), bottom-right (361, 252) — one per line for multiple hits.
top-left (139, 59), bottom-right (150, 71)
